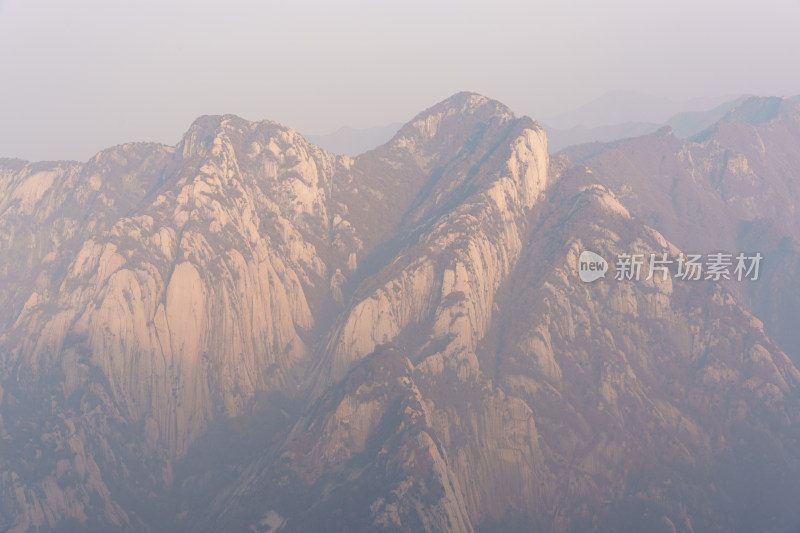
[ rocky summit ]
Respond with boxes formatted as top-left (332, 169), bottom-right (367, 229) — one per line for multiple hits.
top-left (2, 92), bottom-right (800, 532)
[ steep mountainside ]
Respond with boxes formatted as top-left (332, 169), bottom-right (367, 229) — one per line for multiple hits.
top-left (1, 93), bottom-right (800, 532)
top-left (563, 96), bottom-right (800, 362)
top-left (543, 96), bottom-right (748, 153)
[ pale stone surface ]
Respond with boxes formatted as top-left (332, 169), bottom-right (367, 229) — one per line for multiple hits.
top-left (3, 94), bottom-right (800, 532)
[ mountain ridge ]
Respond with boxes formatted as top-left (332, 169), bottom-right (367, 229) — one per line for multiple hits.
top-left (2, 92), bottom-right (800, 532)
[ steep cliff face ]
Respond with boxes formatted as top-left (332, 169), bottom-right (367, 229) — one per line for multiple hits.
top-left (207, 168), bottom-right (800, 533)
top-left (252, 98), bottom-right (552, 530)
top-left (483, 175), bottom-right (800, 531)
top-left (0, 115), bottom-right (360, 529)
top-left (0, 145), bottom-right (172, 331)
top-left (562, 96), bottom-right (800, 363)
top-left (4, 117), bottom-right (346, 458)
top-left (2, 93), bottom-right (800, 532)
top-left (322, 107), bottom-right (550, 386)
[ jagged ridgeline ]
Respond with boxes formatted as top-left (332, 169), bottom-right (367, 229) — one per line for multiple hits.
top-left (2, 93), bottom-right (800, 532)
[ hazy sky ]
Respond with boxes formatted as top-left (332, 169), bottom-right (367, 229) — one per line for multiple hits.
top-left (1, 0), bottom-right (799, 161)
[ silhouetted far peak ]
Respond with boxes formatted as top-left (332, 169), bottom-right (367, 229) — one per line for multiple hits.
top-left (723, 95), bottom-right (785, 126)
top-left (691, 96), bottom-right (798, 142)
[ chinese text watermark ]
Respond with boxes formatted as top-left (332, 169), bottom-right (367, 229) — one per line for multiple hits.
top-left (578, 251), bottom-right (762, 282)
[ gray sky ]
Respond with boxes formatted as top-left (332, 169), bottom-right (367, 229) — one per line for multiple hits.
top-left (1, 0), bottom-right (799, 161)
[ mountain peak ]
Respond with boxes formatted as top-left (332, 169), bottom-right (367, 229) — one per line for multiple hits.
top-left (402, 92), bottom-right (515, 137)
top-left (427, 91), bottom-right (510, 114)
top-left (689, 96), bottom-right (795, 142)
top-left (8, 92), bottom-right (800, 532)
top-left (723, 95), bottom-right (785, 126)
top-left (176, 113), bottom-right (310, 160)
top-left (383, 93), bottom-right (518, 165)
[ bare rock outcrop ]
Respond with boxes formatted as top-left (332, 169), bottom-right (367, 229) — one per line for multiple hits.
top-left (3, 94), bottom-right (800, 532)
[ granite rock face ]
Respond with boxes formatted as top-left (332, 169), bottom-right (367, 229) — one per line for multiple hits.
top-left (2, 93), bottom-right (800, 532)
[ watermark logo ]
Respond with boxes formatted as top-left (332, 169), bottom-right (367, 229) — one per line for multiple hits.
top-left (614, 252), bottom-right (762, 281)
top-left (578, 251), bottom-right (608, 282)
top-left (577, 250), bottom-right (763, 282)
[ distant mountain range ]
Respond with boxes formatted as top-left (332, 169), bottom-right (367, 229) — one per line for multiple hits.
top-left (2, 92), bottom-right (800, 532)
top-left (540, 92), bottom-right (778, 152)
top-left (541, 90), bottom-right (740, 129)
top-left (302, 91), bottom-right (785, 156)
